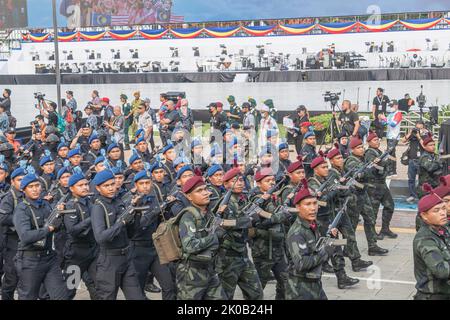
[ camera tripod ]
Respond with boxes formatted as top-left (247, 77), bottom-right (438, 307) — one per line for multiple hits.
top-left (319, 101), bottom-right (341, 147)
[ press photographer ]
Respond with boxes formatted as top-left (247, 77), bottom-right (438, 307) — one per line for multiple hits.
top-left (336, 99), bottom-right (361, 138)
top-left (35, 92), bottom-right (59, 128)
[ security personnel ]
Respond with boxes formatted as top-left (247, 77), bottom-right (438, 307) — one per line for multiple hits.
top-left (150, 162), bottom-right (170, 203)
top-left (161, 144), bottom-right (176, 185)
top-left (124, 153), bottom-right (145, 190)
top-left (277, 142), bottom-right (291, 183)
top-left (344, 136), bottom-right (388, 256)
top-left (191, 138), bottom-right (208, 174)
top-left (62, 172), bottom-right (98, 300)
top-left (418, 133), bottom-right (444, 198)
top-left (206, 164), bottom-right (225, 210)
top-left (135, 136), bottom-right (154, 164)
top-left (176, 175), bottom-right (226, 300)
top-left (0, 167), bottom-right (25, 299)
top-left (248, 97), bottom-right (261, 132)
top-left (308, 155), bottom-right (359, 289)
top-left (112, 167), bottom-right (128, 201)
top-left (209, 102), bottom-right (228, 140)
top-left (54, 141), bottom-right (69, 173)
top-left (226, 95), bottom-right (242, 124)
top-left (84, 134), bottom-right (103, 167)
top-left (300, 130), bottom-right (318, 178)
top-left (249, 168), bottom-right (288, 300)
top-left (38, 155), bottom-right (56, 194)
top-left (326, 145), bottom-right (373, 272)
top-left (106, 144), bottom-right (127, 172)
top-left (13, 174), bottom-right (69, 300)
top-left (215, 168), bottom-right (264, 300)
top-left (88, 156), bottom-right (106, 190)
top-left (167, 165), bottom-right (194, 219)
top-left (129, 171), bottom-right (176, 300)
top-left (68, 148), bottom-right (87, 173)
top-left (70, 123), bottom-right (94, 154)
top-left (285, 180), bottom-right (332, 300)
top-left (91, 169), bottom-right (145, 300)
top-left (364, 131), bottom-right (397, 239)
top-left (413, 191), bottom-right (450, 299)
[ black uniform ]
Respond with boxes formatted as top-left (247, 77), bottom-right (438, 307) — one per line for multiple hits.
top-left (84, 149), bottom-right (101, 168)
top-left (300, 143), bottom-right (317, 178)
top-left (91, 195), bottom-right (145, 300)
top-left (13, 198), bottom-right (69, 300)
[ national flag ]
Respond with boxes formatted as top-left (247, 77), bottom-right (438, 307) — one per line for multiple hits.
top-left (111, 15), bottom-right (130, 26)
top-left (92, 13), bottom-right (111, 27)
top-left (169, 15), bottom-right (185, 23)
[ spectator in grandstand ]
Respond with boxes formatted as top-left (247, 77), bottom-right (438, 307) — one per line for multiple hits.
top-left (104, 106), bottom-right (125, 146)
top-left (0, 104), bottom-right (9, 134)
top-left (0, 88), bottom-right (11, 116)
top-left (398, 94), bottom-right (415, 113)
top-left (178, 98), bottom-right (194, 133)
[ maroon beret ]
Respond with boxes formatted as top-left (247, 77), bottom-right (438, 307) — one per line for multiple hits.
top-left (223, 168), bottom-right (241, 182)
top-left (327, 143), bottom-right (341, 160)
top-left (254, 167), bottom-right (274, 182)
top-left (182, 176), bottom-right (206, 194)
top-left (349, 136), bottom-right (363, 149)
top-left (367, 131), bottom-right (378, 143)
top-left (287, 160), bottom-right (304, 173)
top-left (418, 193), bottom-right (443, 213)
top-left (293, 179), bottom-right (315, 205)
top-left (432, 175), bottom-right (450, 198)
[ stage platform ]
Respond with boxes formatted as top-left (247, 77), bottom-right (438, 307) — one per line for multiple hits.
top-left (1, 68), bottom-right (450, 85)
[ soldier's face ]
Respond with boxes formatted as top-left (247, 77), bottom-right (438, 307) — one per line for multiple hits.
top-left (136, 179), bottom-right (152, 195)
top-left (421, 203), bottom-right (447, 226)
top-left (297, 197), bottom-right (318, 222)
top-left (95, 163), bottom-right (105, 172)
top-left (152, 169), bottom-right (165, 182)
top-left (60, 173), bottom-right (71, 188)
top-left (424, 142), bottom-right (435, 153)
top-left (115, 175), bottom-right (125, 189)
top-left (137, 142), bottom-right (148, 153)
top-left (289, 169), bottom-right (305, 184)
top-left (306, 137), bottom-right (316, 146)
top-left (258, 176), bottom-right (275, 193)
top-left (209, 171), bottom-right (224, 186)
top-left (0, 169), bottom-right (7, 182)
top-left (59, 147), bottom-right (69, 158)
top-left (225, 176), bottom-right (244, 193)
top-left (24, 182), bottom-right (42, 200)
top-left (444, 195), bottom-right (450, 216)
top-left (178, 171), bottom-right (195, 187)
top-left (131, 160), bottom-right (144, 172)
top-left (96, 179), bottom-right (116, 199)
top-left (340, 137), bottom-right (348, 146)
top-left (82, 128), bottom-right (92, 136)
top-left (279, 149), bottom-right (289, 160)
top-left (70, 179), bottom-right (90, 198)
top-left (187, 185), bottom-right (211, 207)
top-left (109, 148), bottom-right (121, 160)
top-left (352, 145), bottom-right (364, 157)
top-left (314, 163), bottom-right (329, 178)
top-left (42, 162), bottom-right (55, 174)
top-left (369, 137), bottom-right (380, 149)
top-left (91, 140), bottom-right (101, 150)
top-left (12, 176), bottom-right (23, 190)
top-left (70, 155), bottom-right (82, 166)
top-left (330, 155), bottom-right (344, 169)
top-left (165, 150), bottom-right (176, 161)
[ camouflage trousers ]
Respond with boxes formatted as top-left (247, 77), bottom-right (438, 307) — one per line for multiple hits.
top-left (252, 244), bottom-right (288, 300)
top-left (338, 211), bottom-right (362, 262)
top-left (367, 183), bottom-right (395, 230)
top-left (215, 249), bottom-right (264, 300)
top-left (347, 191), bottom-right (378, 249)
top-left (286, 278), bottom-right (327, 300)
top-left (176, 260), bottom-right (226, 300)
top-left (317, 215), bottom-right (346, 274)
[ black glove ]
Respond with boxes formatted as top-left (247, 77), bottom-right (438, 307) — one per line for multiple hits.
top-left (49, 216), bottom-right (63, 230)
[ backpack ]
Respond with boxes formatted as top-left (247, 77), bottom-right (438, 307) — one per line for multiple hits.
top-left (57, 114), bottom-right (66, 133)
top-left (152, 207), bottom-right (202, 265)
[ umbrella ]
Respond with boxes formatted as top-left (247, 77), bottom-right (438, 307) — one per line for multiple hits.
top-left (406, 48), bottom-right (421, 52)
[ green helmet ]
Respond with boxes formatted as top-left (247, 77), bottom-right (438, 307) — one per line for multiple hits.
top-left (248, 97), bottom-right (257, 108)
top-left (227, 95), bottom-right (235, 103)
top-left (263, 99), bottom-right (274, 109)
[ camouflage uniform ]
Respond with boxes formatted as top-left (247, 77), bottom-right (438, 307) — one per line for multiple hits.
top-left (327, 167), bottom-right (361, 262)
top-left (308, 175), bottom-right (346, 275)
top-left (207, 183), bottom-right (225, 212)
top-left (285, 217), bottom-right (328, 300)
top-left (344, 155), bottom-right (379, 250)
top-left (215, 194), bottom-right (264, 300)
top-left (364, 147), bottom-right (395, 232)
top-left (418, 151), bottom-right (444, 199)
top-left (413, 220), bottom-right (450, 300)
top-left (249, 190), bottom-right (288, 300)
top-left (299, 143), bottom-right (317, 178)
top-left (176, 206), bottom-right (226, 300)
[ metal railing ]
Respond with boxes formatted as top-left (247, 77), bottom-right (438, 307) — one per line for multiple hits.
top-left (400, 109), bottom-right (450, 137)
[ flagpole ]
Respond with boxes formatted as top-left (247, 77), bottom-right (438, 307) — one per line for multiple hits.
top-left (52, 0), bottom-right (62, 114)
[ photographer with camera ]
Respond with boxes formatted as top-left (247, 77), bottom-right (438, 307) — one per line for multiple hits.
top-left (35, 94), bottom-right (58, 128)
top-left (401, 120), bottom-right (428, 203)
top-left (372, 88), bottom-right (390, 139)
top-left (336, 100), bottom-right (361, 138)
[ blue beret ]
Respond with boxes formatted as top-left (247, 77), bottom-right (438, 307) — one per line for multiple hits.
top-left (107, 143), bottom-right (120, 153)
top-left (39, 155), bottom-right (54, 167)
top-left (173, 157), bottom-right (189, 168)
top-left (206, 164), bottom-right (223, 177)
top-left (68, 148), bottom-right (81, 158)
top-left (278, 143), bottom-right (289, 151)
top-left (20, 174), bottom-right (39, 190)
top-left (191, 139), bottom-right (202, 149)
top-left (135, 129), bottom-right (144, 138)
top-left (68, 173), bottom-right (87, 187)
top-left (57, 167), bottom-right (71, 180)
top-left (92, 170), bottom-right (115, 186)
top-left (94, 156), bottom-right (105, 166)
top-left (11, 167), bottom-right (26, 179)
top-left (133, 170), bottom-right (152, 183)
top-left (129, 154), bottom-right (141, 165)
top-left (162, 144), bottom-right (174, 154)
top-left (57, 142), bottom-right (68, 151)
top-left (304, 131), bottom-right (316, 139)
top-left (136, 136), bottom-right (146, 145)
top-left (0, 162), bottom-right (8, 171)
top-left (149, 162), bottom-right (164, 173)
top-left (89, 134), bottom-right (100, 145)
top-left (111, 166), bottom-right (124, 176)
top-left (176, 165), bottom-right (194, 180)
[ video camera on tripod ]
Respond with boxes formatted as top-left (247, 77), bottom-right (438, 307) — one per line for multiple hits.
top-left (323, 91), bottom-right (341, 106)
top-left (416, 85), bottom-right (426, 109)
top-left (416, 85), bottom-right (439, 126)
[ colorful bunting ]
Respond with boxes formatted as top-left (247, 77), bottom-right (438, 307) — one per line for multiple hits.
top-left (204, 26), bottom-right (241, 38)
top-left (139, 29), bottom-right (168, 39)
top-left (170, 28), bottom-right (203, 39)
top-left (108, 30), bottom-right (137, 40)
top-left (79, 31), bottom-right (107, 41)
top-left (399, 18), bottom-right (442, 31)
top-left (279, 24), bottom-right (315, 35)
top-left (58, 32), bottom-right (78, 42)
top-left (318, 22), bottom-right (357, 34)
top-left (28, 33), bottom-right (51, 42)
top-left (358, 20), bottom-right (399, 32)
top-left (242, 25), bottom-right (276, 36)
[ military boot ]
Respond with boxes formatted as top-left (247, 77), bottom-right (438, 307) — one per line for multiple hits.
top-left (351, 258), bottom-right (373, 272)
top-left (322, 261), bottom-right (334, 273)
top-left (368, 245), bottom-right (389, 256)
top-left (337, 273), bottom-right (360, 289)
top-left (376, 232), bottom-right (384, 240)
top-left (380, 228), bottom-right (398, 239)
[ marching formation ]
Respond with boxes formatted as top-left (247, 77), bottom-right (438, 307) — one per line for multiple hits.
top-left (0, 91), bottom-right (448, 301)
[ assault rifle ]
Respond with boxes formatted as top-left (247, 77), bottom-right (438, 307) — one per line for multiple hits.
top-left (118, 195), bottom-right (150, 224)
top-left (46, 192), bottom-right (76, 228)
top-left (315, 198), bottom-right (350, 251)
